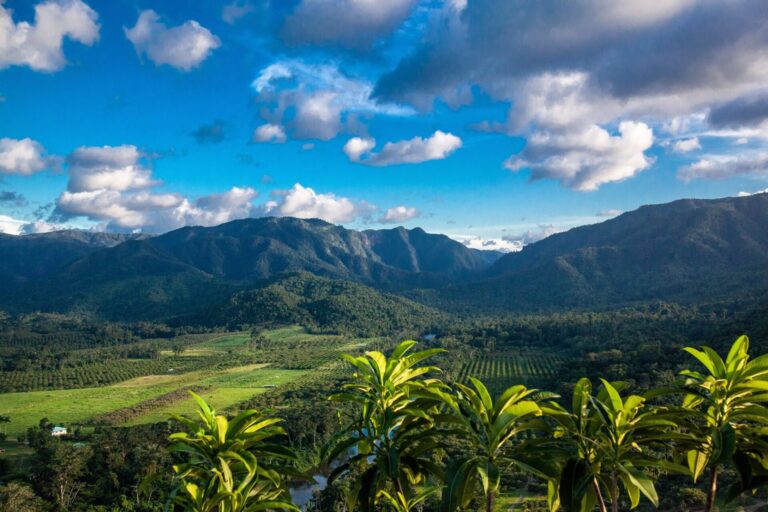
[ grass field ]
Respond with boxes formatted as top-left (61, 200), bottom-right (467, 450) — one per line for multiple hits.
top-left (0, 364), bottom-right (307, 437)
top-left (0, 326), bottom-right (375, 438)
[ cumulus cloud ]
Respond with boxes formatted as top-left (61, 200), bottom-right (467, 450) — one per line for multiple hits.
top-left (0, 0), bottom-right (99, 71)
top-left (252, 123), bottom-right (287, 144)
top-left (671, 137), bottom-right (701, 153)
top-left (19, 219), bottom-right (66, 234)
top-left (342, 137), bottom-right (376, 162)
top-left (380, 205), bottom-right (420, 224)
top-left (251, 60), bottom-right (412, 141)
top-left (125, 10), bottom-right (220, 71)
top-left (222, 1), bottom-right (254, 24)
top-left (66, 145), bottom-right (157, 192)
top-left (191, 120), bottom-right (227, 144)
top-left (738, 188), bottom-right (768, 197)
top-left (453, 235), bottom-right (523, 253)
top-left (261, 183), bottom-right (374, 223)
top-left (0, 214), bottom-right (25, 235)
top-left (282, 0), bottom-right (416, 49)
top-left (53, 145), bottom-right (257, 232)
top-left (0, 138), bottom-right (51, 175)
top-left (505, 121), bottom-right (654, 191)
top-left (678, 152), bottom-right (768, 182)
top-left (344, 131), bottom-right (462, 166)
top-left (372, 0), bottom-right (768, 189)
top-left (503, 224), bottom-right (563, 246)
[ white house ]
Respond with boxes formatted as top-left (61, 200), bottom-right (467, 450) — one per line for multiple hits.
top-left (51, 426), bottom-right (67, 437)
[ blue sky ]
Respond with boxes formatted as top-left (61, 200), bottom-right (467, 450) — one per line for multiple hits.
top-left (1, 0), bottom-right (767, 250)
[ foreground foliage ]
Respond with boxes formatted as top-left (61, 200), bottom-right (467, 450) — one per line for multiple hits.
top-left (168, 393), bottom-right (299, 511)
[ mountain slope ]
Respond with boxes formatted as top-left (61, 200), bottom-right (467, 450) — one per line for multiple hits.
top-left (187, 272), bottom-right (446, 336)
top-left (430, 194), bottom-right (768, 311)
top-left (0, 217), bottom-right (496, 318)
top-left (0, 231), bottom-right (146, 284)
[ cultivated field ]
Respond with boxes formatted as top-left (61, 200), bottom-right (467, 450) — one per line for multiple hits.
top-left (458, 352), bottom-right (564, 396)
top-left (0, 326), bottom-right (380, 438)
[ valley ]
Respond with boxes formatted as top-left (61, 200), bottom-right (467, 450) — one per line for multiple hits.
top-left (1, 194), bottom-right (767, 510)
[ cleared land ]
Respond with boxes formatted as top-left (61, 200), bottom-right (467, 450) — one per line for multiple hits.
top-left (0, 326), bottom-right (376, 437)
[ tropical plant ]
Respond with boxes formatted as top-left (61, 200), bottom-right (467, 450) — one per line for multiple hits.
top-left (544, 378), bottom-right (685, 512)
top-left (440, 378), bottom-right (555, 512)
top-left (168, 392), bottom-right (299, 511)
top-left (323, 340), bottom-right (453, 511)
top-left (675, 335), bottom-right (768, 511)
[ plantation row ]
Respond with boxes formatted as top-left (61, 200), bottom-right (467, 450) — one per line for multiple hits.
top-left (0, 357), bottom-right (224, 392)
top-left (459, 352), bottom-right (562, 381)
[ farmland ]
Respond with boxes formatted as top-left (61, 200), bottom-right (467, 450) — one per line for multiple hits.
top-left (458, 352), bottom-right (564, 395)
top-left (0, 326), bottom-right (381, 438)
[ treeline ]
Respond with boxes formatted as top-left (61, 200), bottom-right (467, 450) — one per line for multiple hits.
top-left (182, 273), bottom-right (447, 337)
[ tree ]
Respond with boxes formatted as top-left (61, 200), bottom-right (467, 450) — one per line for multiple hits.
top-left (0, 415), bottom-right (9, 442)
top-left (324, 340), bottom-right (453, 512)
top-left (168, 392), bottom-right (299, 511)
top-left (0, 482), bottom-right (46, 512)
top-left (440, 378), bottom-right (555, 512)
top-left (675, 335), bottom-right (768, 511)
top-left (545, 378), bottom-right (686, 512)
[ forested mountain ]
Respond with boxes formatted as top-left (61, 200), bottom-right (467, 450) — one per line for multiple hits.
top-left (187, 272), bottom-right (445, 336)
top-left (0, 231), bottom-right (145, 284)
top-left (0, 218), bottom-right (497, 319)
top-left (430, 193), bottom-right (768, 311)
top-left (2, 195), bottom-right (767, 318)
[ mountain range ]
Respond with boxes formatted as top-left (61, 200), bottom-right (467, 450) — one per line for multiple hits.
top-left (1, 193), bottom-right (767, 320)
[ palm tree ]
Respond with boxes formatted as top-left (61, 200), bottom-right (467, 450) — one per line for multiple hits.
top-left (544, 378), bottom-right (686, 512)
top-left (440, 378), bottom-right (555, 512)
top-left (675, 335), bottom-right (768, 511)
top-left (323, 340), bottom-right (453, 512)
top-left (168, 392), bottom-right (299, 511)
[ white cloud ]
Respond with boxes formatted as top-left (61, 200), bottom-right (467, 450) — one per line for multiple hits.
top-left (0, 214), bottom-right (24, 235)
top-left (506, 121), bottom-right (654, 191)
top-left (503, 224), bottom-right (563, 245)
top-left (294, 91), bottom-right (342, 140)
top-left (380, 205), bottom-right (420, 224)
top-left (251, 60), bottom-right (412, 141)
top-left (67, 145), bottom-right (157, 191)
top-left (678, 152), bottom-right (768, 182)
top-left (373, 2), bottom-right (768, 189)
top-left (596, 209), bottom-right (623, 218)
top-left (343, 137), bottom-right (376, 162)
top-left (124, 10), bottom-right (220, 71)
top-left (19, 219), bottom-right (66, 234)
top-left (253, 123), bottom-right (287, 144)
top-left (453, 235), bottom-right (522, 253)
top-left (0, 138), bottom-right (50, 175)
top-left (222, 1), bottom-right (254, 24)
top-left (54, 145), bottom-right (257, 232)
top-left (671, 137), bottom-right (701, 153)
top-left (344, 131), bottom-right (462, 166)
top-left (738, 188), bottom-right (768, 197)
top-left (0, 0), bottom-right (99, 71)
top-left (283, 0), bottom-right (416, 49)
top-left (261, 183), bottom-right (374, 224)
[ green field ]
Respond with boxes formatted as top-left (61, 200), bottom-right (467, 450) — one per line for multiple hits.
top-left (0, 364), bottom-right (308, 437)
top-left (459, 352), bottom-right (564, 396)
top-left (0, 326), bottom-right (372, 438)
